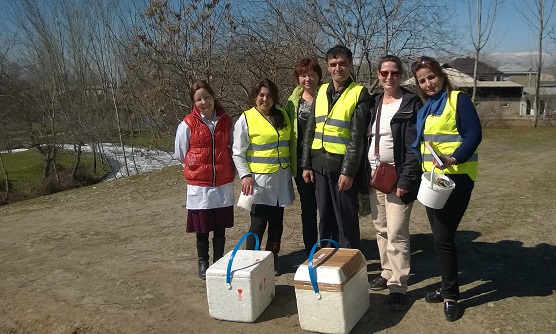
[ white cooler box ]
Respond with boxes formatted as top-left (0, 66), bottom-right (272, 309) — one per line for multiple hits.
top-left (294, 247), bottom-right (369, 334)
top-left (205, 234), bottom-right (275, 323)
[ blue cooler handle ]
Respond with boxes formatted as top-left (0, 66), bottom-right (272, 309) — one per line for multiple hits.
top-left (308, 239), bottom-right (339, 299)
top-left (226, 232), bottom-right (260, 289)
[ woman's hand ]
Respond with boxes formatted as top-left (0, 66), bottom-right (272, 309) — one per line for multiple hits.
top-left (436, 155), bottom-right (457, 169)
top-left (241, 176), bottom-right (253, 195)
top-left (396, 188), bottom-right (408, 197)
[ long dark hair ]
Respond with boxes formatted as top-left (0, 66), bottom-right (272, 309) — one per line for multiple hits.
top-left (411, 56), bottom-right (454, 102)
top-left (249, 78), bottom-right (287, 130)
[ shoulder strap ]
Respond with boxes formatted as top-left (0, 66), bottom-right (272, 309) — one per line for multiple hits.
top-left (373, 98), bottom-right (383, 157)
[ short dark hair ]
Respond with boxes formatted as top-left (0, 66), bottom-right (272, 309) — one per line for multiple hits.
top-left (293, 57), bottom-right (322, 82)
top-left (325, 45), bottom-right (353, 63)
top-left (378, 55), bottom-right (404, 77)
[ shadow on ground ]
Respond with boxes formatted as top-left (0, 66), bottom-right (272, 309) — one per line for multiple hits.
top-left (255, 231), bottom-right (555, 332)
top-left (409, 230), bottom-right (555, 307)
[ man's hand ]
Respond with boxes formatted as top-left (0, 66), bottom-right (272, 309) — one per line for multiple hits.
top-left (302, 169), bottom-right (314, 183)
top-left (338, 174), bottom-right (353, 191)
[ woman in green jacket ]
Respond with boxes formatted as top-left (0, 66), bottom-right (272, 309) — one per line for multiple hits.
top-left (285, 57), bottom-right (322, 256)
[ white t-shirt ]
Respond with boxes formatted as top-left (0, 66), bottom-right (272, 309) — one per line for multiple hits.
top-left (367, 99), bottom-right (402, 169)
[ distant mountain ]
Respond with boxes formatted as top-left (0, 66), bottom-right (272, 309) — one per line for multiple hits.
top-left (487, 52), bottom-right (556, 70)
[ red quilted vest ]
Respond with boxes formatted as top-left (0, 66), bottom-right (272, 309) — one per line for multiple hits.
top-left (183, 106), bottom-right (234, 186)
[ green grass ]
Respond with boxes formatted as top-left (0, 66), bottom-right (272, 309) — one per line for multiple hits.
top-left (1, 148), bottom-right (110, 194)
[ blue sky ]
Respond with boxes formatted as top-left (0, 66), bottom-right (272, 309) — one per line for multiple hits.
top-left (0, 0), bottom-right (544, 54)
top-left (454, 1), bottom-right (542, 54)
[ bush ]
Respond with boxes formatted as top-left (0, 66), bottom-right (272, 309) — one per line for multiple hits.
top-left (477, 100), bottom-right (510, 129)
top-left (1, 162), bottom-right (108, 206)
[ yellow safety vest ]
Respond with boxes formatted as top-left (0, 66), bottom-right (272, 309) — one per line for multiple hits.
top-left (244, 107), bottom-right (291, 174)
top-left (311, 82), bottom-right (363, 154)
top-left (421, 91), bottom-right (479, 180)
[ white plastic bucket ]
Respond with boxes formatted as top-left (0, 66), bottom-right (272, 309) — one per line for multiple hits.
top-left (417, 167), bottom-right (456, 209)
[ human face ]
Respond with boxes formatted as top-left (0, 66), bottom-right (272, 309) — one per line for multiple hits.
top-left (415, 67), bottom-right (444, 97)
top-left (378, 61), bottom-right (401, 91)
top-left (193, 88), bottom-right (215, 114)
top-left (327, 54), bottom-right (353, 87)
top-left (298, 70), bottom-right (319, 94)
top-left (255, 87), bottom-right (274, 114)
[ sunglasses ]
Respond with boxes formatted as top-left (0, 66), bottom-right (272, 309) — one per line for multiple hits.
top-left (411, 56), bottom-right (437, 72)
top-left (379, 71), bottom-right (400, 78)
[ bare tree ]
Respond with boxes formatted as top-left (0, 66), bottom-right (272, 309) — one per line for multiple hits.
top-left (303, 0), bottom-right (458, 89)
top-left (468, 0), bottom-right (504, 104)
top-left (515, 0), bottom-right (556, 127)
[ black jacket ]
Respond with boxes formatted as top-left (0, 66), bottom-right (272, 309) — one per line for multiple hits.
top-left (301, 78), bottom-right (372, 178)
top-left (367, 88), bottom-right (422, 203)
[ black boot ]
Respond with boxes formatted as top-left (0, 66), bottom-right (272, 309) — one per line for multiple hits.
top-left (197, 241), bottom-right (210, 280)
top-left (265, 241), bottom-right (281, 276)
top-left (245, 233), bottom-right (262, 250)
top-left (212, 237), bottom-right (226, 263)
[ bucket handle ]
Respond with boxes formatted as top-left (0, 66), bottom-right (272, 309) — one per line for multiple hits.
top-left (429, 165), bottom-right (452, 189)
top-left (429, 165), bottom-right (436, 189)
top-left (429, 165), bottom-right (446, 189)
top-left (308, 239), bottom-right (340, 300)
top-left (226, 232), bottom-right (260, 289)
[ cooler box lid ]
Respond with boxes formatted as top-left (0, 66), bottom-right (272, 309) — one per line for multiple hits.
top-left (293, 248), bottom-right (366, 292)
top-left (207, 250), bottom-right (272, 279)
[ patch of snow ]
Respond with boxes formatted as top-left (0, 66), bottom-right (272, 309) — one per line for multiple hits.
top-left (2, 145), bottom-right (181, 181)
top-left (69, 143), bottom-right (181, 181)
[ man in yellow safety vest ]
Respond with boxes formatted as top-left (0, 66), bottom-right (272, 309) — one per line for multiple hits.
top-left (301, 45), bottom-right (372, 249)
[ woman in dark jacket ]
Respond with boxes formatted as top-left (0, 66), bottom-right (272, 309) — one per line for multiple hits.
top-left (366, 55), bottom-right (422, 311)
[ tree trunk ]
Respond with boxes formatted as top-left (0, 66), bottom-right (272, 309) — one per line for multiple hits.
top-left (533, 0), bottom-right (544, 128)
top-left (0, 153), bottom-right (10, 202)
top-left (71, 143), bottom-right (82, 180)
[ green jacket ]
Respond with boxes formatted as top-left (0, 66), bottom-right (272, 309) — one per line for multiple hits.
top-left (284, 85), bottom-right (304, 176)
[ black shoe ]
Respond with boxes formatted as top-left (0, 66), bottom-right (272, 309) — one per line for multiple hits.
top-left (388, 292), bottom-right (407, 311)
top-left (444, 301), bottom-right (460, 322)
top-left (369, 276), bottom-right (388, 291)
top-left (274, 262), bottom-right (281, 276)
top-left (425, 289), bottom-right (443, 303)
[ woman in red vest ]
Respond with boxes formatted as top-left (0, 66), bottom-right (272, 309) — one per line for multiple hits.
top-left (174, 81), bottom-right (235, 280)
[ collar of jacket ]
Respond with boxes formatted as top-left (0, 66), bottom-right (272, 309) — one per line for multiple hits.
top-left (189, 105), bottom-right (226, 120)
top-left (373, 87), bottom-right (419, 121)
top-left (288, 85), bottom-right (304, 103)
top-left (326, 77), bottom-right (354, 95)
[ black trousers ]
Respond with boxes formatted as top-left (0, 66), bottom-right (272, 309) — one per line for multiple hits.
top-left (315, 172), bottom-right (360, 249)
top-left (245, 204), bottom-right (284, 250)
top-left (294, 172), bottom-right (318, 255)
top-left (426, 173), bottom-right (474, 300)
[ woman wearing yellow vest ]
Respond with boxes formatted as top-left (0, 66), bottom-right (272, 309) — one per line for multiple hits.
top-left (411, 56), bottom-right (482, 322)
top-left (232, 79), bottom-right (295, 275)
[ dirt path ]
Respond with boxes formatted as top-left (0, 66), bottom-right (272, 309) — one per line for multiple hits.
top-left (1, 130), bottom-right (555, 334)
